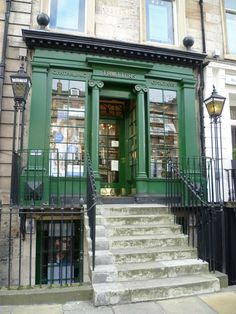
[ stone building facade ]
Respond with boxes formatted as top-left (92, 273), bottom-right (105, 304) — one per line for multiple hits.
top-left (0, 0), bottom-right (235, 290)
top-left (1, 0), bottom-right (235, 206)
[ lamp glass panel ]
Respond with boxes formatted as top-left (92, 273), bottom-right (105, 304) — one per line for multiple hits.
top-left (206, 100), bottom-right (224, 117)
top-left (206, 102), bottom-right (215, 116)
top-left (11, 77), bottom-right (31, 100)
top-left (12, 82), bottom-right (27, 99)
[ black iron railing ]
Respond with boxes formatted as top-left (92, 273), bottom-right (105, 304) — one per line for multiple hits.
top-left (0, 208), bottom-right (84, 289)
top-left (2, 149), bottom-right (97, 288)
top-left (225, 168), bottom-right (236, 202)
top-left (86, 153), bottom-right (97, 270)
top-left (11, 149), bottom-right (85, 209)
top-left (166, 157), bottom-right (223, 272)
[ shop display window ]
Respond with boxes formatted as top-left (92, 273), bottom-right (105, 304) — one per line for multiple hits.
top-left (149, 88), bottom-right (179, 178)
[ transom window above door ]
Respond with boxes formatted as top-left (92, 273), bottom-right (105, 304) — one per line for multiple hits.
top-left (49, 0), bottom-right (85, 32)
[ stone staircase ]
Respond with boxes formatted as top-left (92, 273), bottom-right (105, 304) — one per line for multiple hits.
top-left (85, 204), bottom-right (220, 306)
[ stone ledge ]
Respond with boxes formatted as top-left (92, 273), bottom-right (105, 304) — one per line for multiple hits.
top-left (214, 271), bottom-right (228, 289)
top-left (0, 284), bottom-right (92, 305)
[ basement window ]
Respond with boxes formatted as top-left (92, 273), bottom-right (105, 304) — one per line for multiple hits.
top-left (36, 220), bottom-right (82, 285)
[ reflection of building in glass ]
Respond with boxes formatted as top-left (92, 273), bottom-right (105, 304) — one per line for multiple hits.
top-left (38, 221), bottom-right (81, 285)
top-left (149, 88), bottom-right (178, 178)
top-left (50, 79), bottom-right (85, 177)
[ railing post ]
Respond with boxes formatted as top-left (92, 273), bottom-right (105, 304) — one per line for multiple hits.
top-left (86, 153), bottom-right (97, 270)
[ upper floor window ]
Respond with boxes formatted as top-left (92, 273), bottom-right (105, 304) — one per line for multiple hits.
top-left (49, 0), bottom-right (85, 32)
top-left (225, 0), bottom-right (236, 54)
top-left (145, 0), bottom-right (175, 44)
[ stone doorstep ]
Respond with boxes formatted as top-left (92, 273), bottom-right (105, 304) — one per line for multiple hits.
top-left (97, 204), bottom-right (168, 209)
top-left (106, 224), bottom-right (181, 237)
top-left (0, 284), bottom-right (93, 306)
top-left (100, 206), bottom-right (169, 216)
top-left (91, 246), bottom-right (198, 266)
top-left (89, 250), bottom-right (113, 266)
top-left (92, 259), bottom-right (209, 283)
top-left (103, 214), bottom-right (174, 225)
top-left (116, 259), bottom-right (209, 281)
top-left (93, 274), bottom-right (220, 306)
top-left (112, 246), bottom-right (198, 264)
top-left (109, 234), bottom-right (188, 249)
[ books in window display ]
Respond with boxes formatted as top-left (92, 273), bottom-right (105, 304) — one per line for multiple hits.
top-left (47, 263), bottom-right (74, 284)
top-left (150, 126), bottom-right (165, 135)
top-left (150, 116), bottom-right (164, 123)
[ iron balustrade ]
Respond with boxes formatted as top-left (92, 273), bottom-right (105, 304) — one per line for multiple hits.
top-left (3, 149), bottom-right (97, 289)
top-left (166, 157), bottom-right (224, 273)
top-left (0, 208), bottom-right (84, 289)
top-left (86, 153), bottom-right (97, 271)
top-left (225, 168), bottom-right (236, 202)
top-left (10, 149), bottom-right (85, 209)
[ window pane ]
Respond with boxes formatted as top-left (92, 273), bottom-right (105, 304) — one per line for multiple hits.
top-left (50, 79), bottom-right (86, 177)
top-left (149, 88), bottom-right (178, 178)
top-left (37, 220), bottom-right (81, 285)
top-left (226, 13), bottom-right (236, 54)
top-left (50, 0), bottom-right (85, 31)
top-left (225, 0), bottom-right (236, 10)
top-left (146, 0), bottom-right (174, 44)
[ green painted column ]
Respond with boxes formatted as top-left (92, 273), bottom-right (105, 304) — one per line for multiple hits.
top-left (134, 85), bottom-right (148, 194)
top-left (28, 65), bottom-right (49, 149)
top-left (180, 79), bottom-right (199, 158)
top-left (88, 80), bottom-right (104, 181)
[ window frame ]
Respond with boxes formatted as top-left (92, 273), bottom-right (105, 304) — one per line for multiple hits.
top-left (148, 87), bottom-right (179, 179)
top-left (49, 78), bottom-right (87, 178)
top-left (223, 0), bottom-right (236, 56)
top-left (40, 0), bottom-right (95, 35)
top-left (49, 0), bottom-right (86, 32)
top-left (140, 0), bottom-right (185, 48)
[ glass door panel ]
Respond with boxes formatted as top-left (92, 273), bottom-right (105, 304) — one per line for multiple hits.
top-left (99, 122), bottom-right (120, 196)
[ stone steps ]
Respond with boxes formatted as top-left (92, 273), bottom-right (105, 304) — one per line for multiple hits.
top-left (109, 234), bottom-right (188, 249)
top-left (99, 205), bottom-right (169, 216)
top-left (93, 274), bottom-right (220, 306)
top-left (111, 246), bottom-right (197, 264)
top-left (88, 204), bottom-right (220, 306)
top-left (92, 259), bottom-right (209, 283)
top-left (103, 214), bottom-right (174, 225)
top-left (106, 224), bottom-right (181, 236)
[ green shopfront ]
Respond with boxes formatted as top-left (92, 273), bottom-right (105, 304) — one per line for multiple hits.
top-left (23, 30), bottom-right (205, 201)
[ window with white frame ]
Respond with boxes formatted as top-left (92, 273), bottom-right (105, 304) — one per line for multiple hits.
top-left (49, 0), bottom-right (86, 32)
top-left (145, 0), bottom-right (175, 44)
top-left (225, 0), bottom-right (236, 54)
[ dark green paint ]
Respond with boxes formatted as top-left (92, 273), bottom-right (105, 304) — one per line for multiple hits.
top-left (27, 49), bottom-right (200, 198)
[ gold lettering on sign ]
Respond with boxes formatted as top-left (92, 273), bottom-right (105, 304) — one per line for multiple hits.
top-left (51, 70), bottom-right (88, 78)
top-left (103, 71), bottom-right (136, 79)
top-left (151, 80), bottom-right (177, 88)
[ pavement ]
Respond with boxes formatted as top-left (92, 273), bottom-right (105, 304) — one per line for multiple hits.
top-left (0, 286), bottom-right (236, 314)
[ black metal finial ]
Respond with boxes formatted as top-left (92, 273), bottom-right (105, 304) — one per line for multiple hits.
top-left (37, 13), bottom-right (50, 30)
top-left (183, 36), bottom-right (194, 50)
